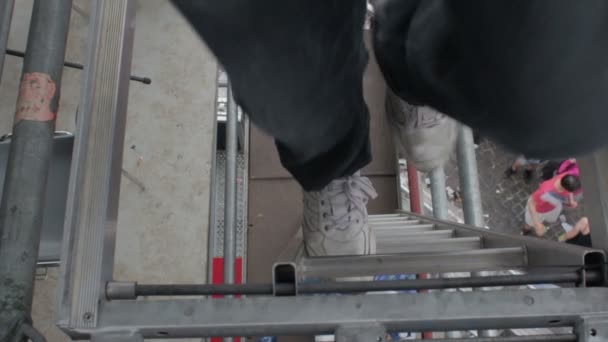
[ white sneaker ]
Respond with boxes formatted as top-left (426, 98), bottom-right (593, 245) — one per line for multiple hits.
top-left (302, 172), bottom-right (377, 257)
top-left (386, 91), bottom-right (457, 172)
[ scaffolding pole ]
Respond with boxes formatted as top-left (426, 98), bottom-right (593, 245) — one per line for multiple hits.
top-left (456, 124), bottom-right (499, 338)
top-left (429, 167), bottom-right (448, 220)
top-left (457, 125), bottom-right (484, 227)
top-left (223, 85), bottom-right (238, 342)
top-left (224, 85), bottom-right (238, 285)
top-left (0, 0), bottom-right (16, 81)
top-left (0, 0), bottom-right (72, 340)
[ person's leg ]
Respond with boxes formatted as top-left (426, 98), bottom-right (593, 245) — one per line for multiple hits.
top-left (523, 197), bottom-right (535, 234)
top-left (524, 199), bottom-right (561, 237)
top-left (385, 91), bottom-right (457, 173)
top-left (506, 155), bottom-right (526, 178)
top-left (171, 0), bottom-right (371, 191)
top-left (574, 217), bottom-right (590, 235)
top-left (523, 159), bottom-right (541, 182)
top-left (373, 0), bottom-right (608, 158)
top-left (544, 204), bottom-right (563, 224)
top-left (171, 1), bottom-right (377, 256)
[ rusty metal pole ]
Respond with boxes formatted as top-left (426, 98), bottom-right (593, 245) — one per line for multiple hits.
top-left (0, 0), bottom-right (72, 340)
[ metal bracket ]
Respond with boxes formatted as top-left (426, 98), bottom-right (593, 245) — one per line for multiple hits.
top-left (105, 281), bottom-right (136, 300)
top-left (576, 316), bottom-right (608, 341)
top-left (272, 262), bottom-right (297, 296)
top-left (335, 323), bottom-right (386, 342)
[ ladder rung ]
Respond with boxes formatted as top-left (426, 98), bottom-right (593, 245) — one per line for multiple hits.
top-left (377, 237), bottom-right (482, 254)
top-left (370, 219), bottom-right (423, 226)
top-left (299, 247), bottom-right (526, 278)
top-left (369, 214), bottom-right (409, 221)
top-left (372, 223), bottom-right (435, 232)
top-left (375, 229), bottom-right (454, 241)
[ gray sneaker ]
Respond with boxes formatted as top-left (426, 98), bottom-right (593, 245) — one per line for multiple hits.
top-left (302, 172), bottom-right (377, 256)
top-left (386, 91), bottom-right (457, 172)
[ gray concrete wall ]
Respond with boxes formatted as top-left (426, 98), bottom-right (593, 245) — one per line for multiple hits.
top-left (0, 1), bottom-right (217, 341)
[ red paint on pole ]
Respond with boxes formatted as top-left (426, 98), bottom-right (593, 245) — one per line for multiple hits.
top-left (407, 164), bottom-right (422, 214)
top-left (15, 72), bottom-right (57, 123)
top-left (212, 257), bottom-right (243, 342)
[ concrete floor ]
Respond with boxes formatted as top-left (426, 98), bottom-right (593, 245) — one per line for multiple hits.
top-left (0, 1), bottom-right (217, 341)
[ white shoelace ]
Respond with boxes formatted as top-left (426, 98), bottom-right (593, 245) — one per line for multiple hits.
top-left (321, 174), bottom-right (378, 232)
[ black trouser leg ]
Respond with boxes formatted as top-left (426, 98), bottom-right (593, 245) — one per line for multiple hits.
top-left (172, 0), bottom-right (372, 191)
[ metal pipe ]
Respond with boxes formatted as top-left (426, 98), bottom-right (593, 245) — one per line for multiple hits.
top-left (430, 166), bottom-right (448, 220)
top-left (206, 70), bottom-right (223, 287)
top-left (0, 0), bottom-right (15, 81)
top-left (297, 270), bottom-right (590, 294)
top-left (5, 48), bottom-right (152, 84)
top-left (457, 124), bottom-right (484, 227)
top-left (407, 164), bottom-right (422, 213)
top-left (223, 85), bottom-right (238, 342)
top-left (418, 335), bottom-right (576, 342)
top-left (115, 271), bottom-right (596, 298)
top-left (223, 85), bottom-right (238, 283)
top-left (456, 125), bottom-right (498, 337)
top-left (0, 0), bottom-right (72, 339)
top-left (134, 283), bottom-right (274, 297)
top-left (443, 271), bottom-right (467, 339)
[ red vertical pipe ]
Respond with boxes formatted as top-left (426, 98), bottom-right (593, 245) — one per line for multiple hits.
top-left (407, 164), bottom-right (422, 214)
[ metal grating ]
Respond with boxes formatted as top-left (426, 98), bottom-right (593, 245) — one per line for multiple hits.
top-left (212, 150), bottom-right (247, 258)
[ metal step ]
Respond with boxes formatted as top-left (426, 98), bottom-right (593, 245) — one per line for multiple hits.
top-left (375, 229), bottom-right (455, 241)
top-left (369, 215), bottom-right (418, 221)
top-left (377, 237), bottom-right (482, 254)
top-left (372, 223), bottom-right (435, 234)
top-left (298, 247), bottom-right (527, 278)
top-left (368, 214), bottom-right (410, 221)
top-left (370, 219), bottom-right (422, 226)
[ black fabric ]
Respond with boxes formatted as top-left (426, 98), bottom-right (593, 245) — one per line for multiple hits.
top-left (567, 234), bottom-right (592, 248)
top-left (172, 0), bottom-right (608, 190)
top-left (374, 0), bottom-right (608, 158)
top-left (541, 160), bottom-right (564, 181)
top-left (172, 0), bottom-right (370, 191)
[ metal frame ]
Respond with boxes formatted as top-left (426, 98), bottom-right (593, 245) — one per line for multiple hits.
top-left (207, 69), bottom-right (250, 285)
top-left (406, 211), bottom-right (605, 271)
top-left (54, 1), bottom-right (608, 341)
top-left (64, 288), bottom-right (608, 339)
top-left (59, 202), bottom-right (608, 341)
top-left (57, 0), bottom-right (135, 330)
top-left (298, 248), bottom-right (526, 278)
